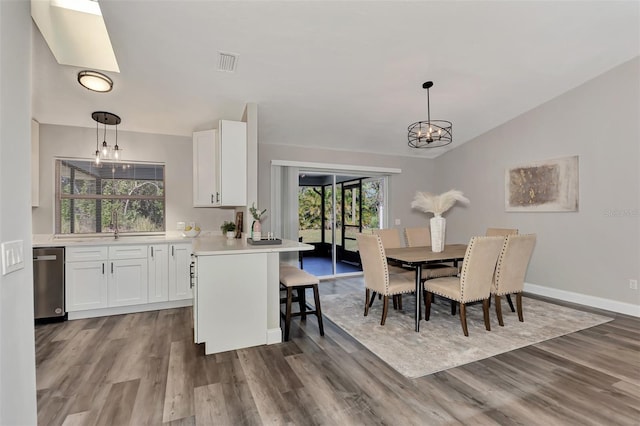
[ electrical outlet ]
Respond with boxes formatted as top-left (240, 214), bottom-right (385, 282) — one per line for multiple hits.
top-left (177, 221), bottom-right (185, 231)
top-left (630, 279), bottom-right (638, 290)
top-left (394, 219), bottom-right (401, 225)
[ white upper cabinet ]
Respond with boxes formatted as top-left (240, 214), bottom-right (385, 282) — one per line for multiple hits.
top-left (193, 120), bottom-right (247, 207)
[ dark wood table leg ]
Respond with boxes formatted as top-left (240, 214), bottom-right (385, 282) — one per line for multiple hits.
top-left (415, 264), bottom-right (422, 332)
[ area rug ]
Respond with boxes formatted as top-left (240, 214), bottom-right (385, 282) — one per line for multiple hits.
top-left (320, 293), bottom-right (612, 378)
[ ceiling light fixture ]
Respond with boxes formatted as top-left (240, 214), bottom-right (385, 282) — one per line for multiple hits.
top-left (78, 70), bottom-right (113, 92)
top-left (92, 111), bottom-right (121, 165)
top-left (408, 81), bottom-right (452, 149)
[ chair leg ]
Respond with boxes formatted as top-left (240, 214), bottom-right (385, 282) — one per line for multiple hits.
top-left (450, 300), bottom-right (457, 316)
top-left (381, 295), bottom-right (389, 326)
top-left (312, 284), bottom-right (324, 336)
top-left (516, 293), bottom-right (524, 322)
top-left (459, 303), bottom-right (469, 336)
top-left (298, 287), bottom-right (307, 321)
top-left (482, 298), bottom-right (491, 331)
top-left (284, 287), bottom-right (293, 341)
top-left (392, 295), bottom-right (398, 310)
top-left (364, 288), bottom-right (370, 316)
top-left (424, 291), bottom-right (432, 321)
top-left (397, 294), bottom-right (403, 310)
top-left (495, 294), bottom-right (504, 326)
top-left (368, 291), bottom-right (377, 308)
top-left (506, 294), bottom-right (515, 312)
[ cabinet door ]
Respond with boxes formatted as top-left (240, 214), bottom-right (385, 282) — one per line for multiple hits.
top-left (65, 261), bottom-right (108, 311)
top-left (148, 244), bottom-right (169, 303)
top-left (169, 243), bottom-right (192, 300)
top-left (192, 129), bottom-right (219, 207)
top-left (219, 120), bottom-right (247, 206)
top-left (108, 258), bottom-right (149, 307)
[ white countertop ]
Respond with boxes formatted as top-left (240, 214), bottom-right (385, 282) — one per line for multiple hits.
top-left (32, 232), bottom-right (198, 248)
top-left (192, 236), bottom-right (313, 256)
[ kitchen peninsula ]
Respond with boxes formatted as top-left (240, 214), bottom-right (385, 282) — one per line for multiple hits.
top-left (192, 236), bottom-right (313, 354)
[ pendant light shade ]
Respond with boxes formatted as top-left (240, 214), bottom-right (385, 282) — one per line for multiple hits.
top-left (408, 81), bottom-right (452, 148)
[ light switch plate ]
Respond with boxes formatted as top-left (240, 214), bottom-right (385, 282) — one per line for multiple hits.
top-left (177, 221), bottom-right (186, 231)
top-left (394, 219), bottom-right (401, 225)
top-left (1, 240), bottom-right (24, 275)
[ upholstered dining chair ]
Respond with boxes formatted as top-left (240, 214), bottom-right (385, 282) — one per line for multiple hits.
top-left (492, 234), bottom-right (537, 326)
top-left (371, 228), bottom-right (409, 274)
top-left (404, 227), bottom-right (430, 247)
top-left (485, 227), bottom-right (519, 311)
top-left (356, 233), bottom-right (415, 325)
top-left (424, 236), bottom-right (505, 336)
top-left (486, 227), bottom-right (518, 237)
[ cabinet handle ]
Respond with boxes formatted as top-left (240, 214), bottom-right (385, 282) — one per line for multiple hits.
top-left (102, 263), bottom-right (105, 274)
top-left (189, 262), bottom-right (195, 288)
top-left (211, 194), bottom-right (214, 204)
top-left (216, 192), bottom-right (220, 203)
top-left (172, 246), bottom-right (175, 257)
top-left (151, 246), bottom-right (154, 258)
top-left (111, 262), bottom-right (114, 274)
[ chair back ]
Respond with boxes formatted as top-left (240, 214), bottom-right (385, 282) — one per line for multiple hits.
top-left (493, 234), bottom-right (537, 295)
top-left (356, 233), bottom-right (389, 294)
top-left (459, 236), bottom-right (505, 303)
top-left (404, 227), bottom-right (431, 247)
top-left (486, 227), bottom-right (518, 237)
top-left (372, 228), bottom-right (403, 249)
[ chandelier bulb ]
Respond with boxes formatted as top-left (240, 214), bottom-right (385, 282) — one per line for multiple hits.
top-left (95, 150), bottom-right (101, 165)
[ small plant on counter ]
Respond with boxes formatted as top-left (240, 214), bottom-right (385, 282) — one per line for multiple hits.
top-left (249, 203), bottom-right (267, 222)
top-left (220, 221), bottom-right (236, 233)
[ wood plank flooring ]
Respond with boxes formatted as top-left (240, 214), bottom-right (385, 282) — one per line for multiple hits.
top-left (35, 276), bottom-right (640, 425)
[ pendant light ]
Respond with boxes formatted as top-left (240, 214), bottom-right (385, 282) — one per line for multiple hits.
top-left (408, 81), bottom-right (452, 148)
top-left (91, 111), bottom-right (121, 164)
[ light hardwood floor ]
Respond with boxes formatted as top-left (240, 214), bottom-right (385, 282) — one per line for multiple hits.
top-left (35, 276), bottom-right (640, 425)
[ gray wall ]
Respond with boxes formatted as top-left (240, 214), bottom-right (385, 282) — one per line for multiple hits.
top-left (32, 124), bottom-right (236, 235)
top-left (0, 0), bottom-right (38, 423)
top-left (436, 57), bottom-right (640, 307)
top-left (258, 144), bottom-right (438, 233)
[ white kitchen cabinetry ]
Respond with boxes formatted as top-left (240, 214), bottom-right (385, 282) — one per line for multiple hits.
top-left (65, 245), bottom-right (148, 311)
top-left (168, 243), bottom-right (192, 301)
top-left (65, 246), bottom-right (109, 311)
top-left (107, 246), bottom-right (148, 307)
top-left (192, 120), bottom-right (247, 207)
top-left (148, 244), bottom-right (169, 303)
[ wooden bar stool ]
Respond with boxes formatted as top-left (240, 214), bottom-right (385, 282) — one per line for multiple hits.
top-left (279, 263), bottom-right (324, 341)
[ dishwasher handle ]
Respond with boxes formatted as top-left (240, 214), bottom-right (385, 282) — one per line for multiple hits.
top-left (33, 255), bottom-right (58, 261)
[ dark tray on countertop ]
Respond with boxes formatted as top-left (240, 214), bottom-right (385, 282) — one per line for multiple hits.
top-left (247, 238), bottom-right (282, 245)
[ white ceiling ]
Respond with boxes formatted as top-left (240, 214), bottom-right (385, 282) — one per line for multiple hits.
top-left (31, 1), bottom-right (640, 159)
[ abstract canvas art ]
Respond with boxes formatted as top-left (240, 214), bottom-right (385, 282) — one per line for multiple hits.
top-left (505, 155), bottom-right (578, 212)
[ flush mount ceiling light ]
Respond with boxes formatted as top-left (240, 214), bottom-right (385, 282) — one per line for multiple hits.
top-left (92, 111), bottom-right (121, 165)
top-left (408, 81), bottom-right (452, 149)
top-left (78, 70), bottom-right (113, 92)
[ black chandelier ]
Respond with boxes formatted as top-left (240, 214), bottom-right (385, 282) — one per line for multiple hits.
top-left (408, 81), bottom-right (452, 148)
top-left (92, 111), bottom-right (121, 165)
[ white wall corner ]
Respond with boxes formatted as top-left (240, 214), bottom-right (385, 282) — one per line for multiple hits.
top-left (524, 282), bottom-right (640, 317)
top-left (266, 328), bottom-right (282, 345)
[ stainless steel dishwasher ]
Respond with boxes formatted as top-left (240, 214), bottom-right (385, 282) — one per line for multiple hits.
top-left (33, 247), bottom-right (65, 320)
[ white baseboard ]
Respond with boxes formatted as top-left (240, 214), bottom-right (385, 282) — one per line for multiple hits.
top-left (68, 299), bottom-right (193, 320)
top-left (524, 282), bottom-right (640, 317)
top-left (266, 327), bottom-right (282, 345)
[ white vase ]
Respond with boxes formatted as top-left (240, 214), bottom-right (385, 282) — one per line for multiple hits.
top-left (430, 215), bottom-right (446, 252)
top-left (226, 231), bottom-right (235, 239)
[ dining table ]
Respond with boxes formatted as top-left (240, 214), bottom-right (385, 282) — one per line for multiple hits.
top-left (385, 244), bottom-right (467, 332)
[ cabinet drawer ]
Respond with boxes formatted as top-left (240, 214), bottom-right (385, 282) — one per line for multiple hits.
top-left (108, 245), bottom-right (148, 260)
top-left (66, 246), bottom-right (108, 262)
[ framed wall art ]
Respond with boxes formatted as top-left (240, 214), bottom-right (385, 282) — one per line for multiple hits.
top-left (505, 155), bottom-right (579, 212)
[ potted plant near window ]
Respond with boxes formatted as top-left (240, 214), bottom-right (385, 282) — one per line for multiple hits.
top-left (220, 221), bottom-right (236, 239)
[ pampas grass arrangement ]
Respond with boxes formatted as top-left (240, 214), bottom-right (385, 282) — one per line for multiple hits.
top-left (411, 190), bottom-right (470, 216)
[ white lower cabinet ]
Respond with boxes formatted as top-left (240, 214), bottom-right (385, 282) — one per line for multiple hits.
top-left (148, 244), bottom-right (169, 303)
top-left (66, 260), bottom-right (108, 311)
top-left (65, 244), bottom-right (153, 312)
top-left (169, 243), bottom-right (192, 300)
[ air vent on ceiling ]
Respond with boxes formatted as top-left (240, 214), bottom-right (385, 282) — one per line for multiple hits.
top-left (217, 52), bottom-right (238, 73)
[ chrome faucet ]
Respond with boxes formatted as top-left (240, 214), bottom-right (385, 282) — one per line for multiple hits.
top-left (112, 210), bottom-right (119, 239)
